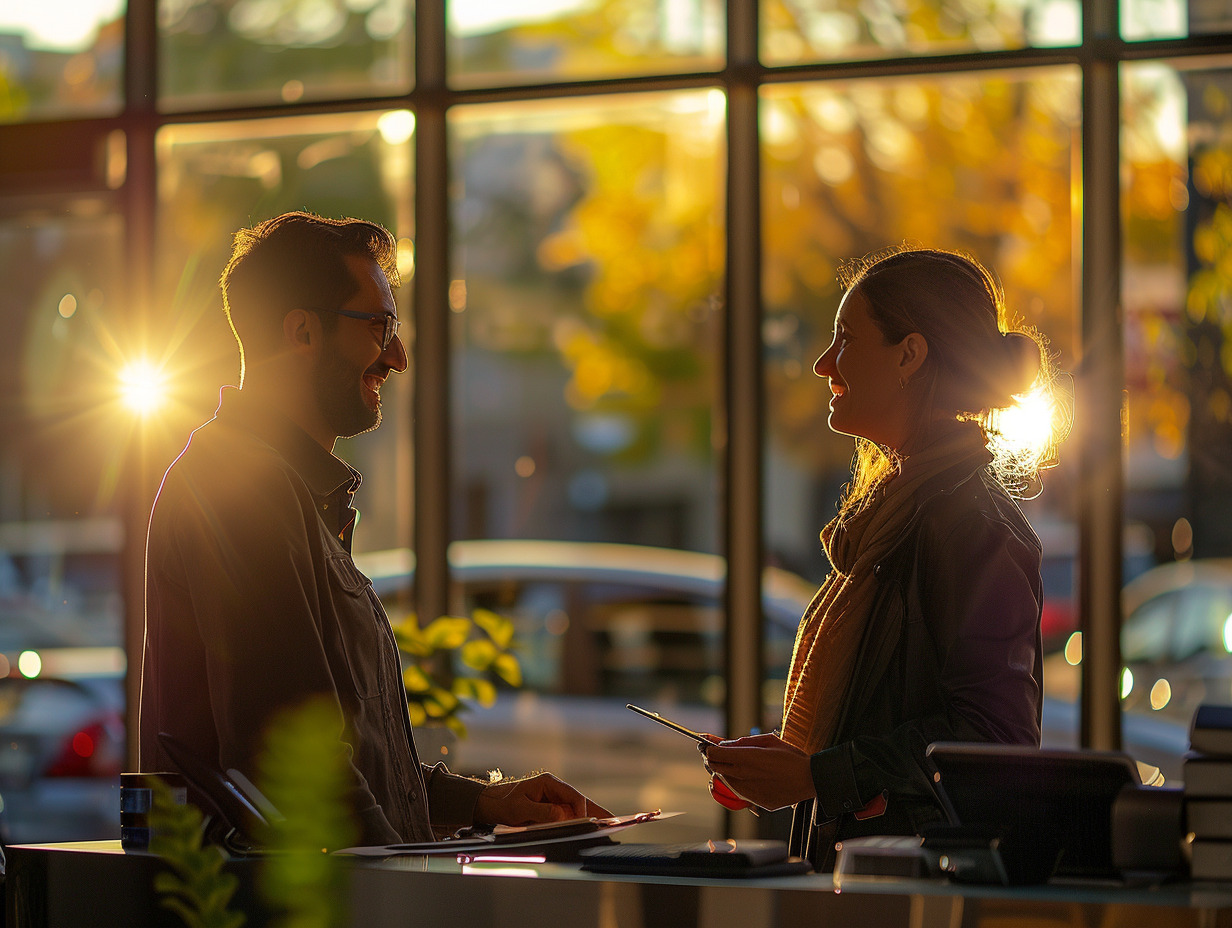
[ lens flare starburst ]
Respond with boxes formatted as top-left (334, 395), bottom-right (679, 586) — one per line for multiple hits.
top-left (118, 360), bottom-right (168, 416)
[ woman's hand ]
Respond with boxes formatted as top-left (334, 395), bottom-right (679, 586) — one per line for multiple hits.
top-left (701, 733), bottom-right (815, 812)
top-left (474, 772), bottom-right (612, 826)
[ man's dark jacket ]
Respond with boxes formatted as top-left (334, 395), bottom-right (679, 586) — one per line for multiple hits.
top-left (139, 388), bottom-right (484, 845)
top-left (789, 459), bottom-right (1043, 870)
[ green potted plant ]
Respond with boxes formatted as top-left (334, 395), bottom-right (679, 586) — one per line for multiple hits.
top-left (391, 609), bottom-right (523, 741)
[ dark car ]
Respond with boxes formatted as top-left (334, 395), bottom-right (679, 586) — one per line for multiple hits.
top-left (0, 652), bottom-right (126, 843)
top-left (1036, 520), bottom-right (1156, 649)
top-left (1041, 559), bottom-right (1232, 783)
top-left (357, 540), bottom-right (814, 839)
top-left (1116, 559), bottom-right (1232, 722)
top-left (358, 539), bottom-right (1180, 839)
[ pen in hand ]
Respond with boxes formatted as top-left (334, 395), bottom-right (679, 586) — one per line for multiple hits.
top-left (625, 703), bottom-right (762, 815)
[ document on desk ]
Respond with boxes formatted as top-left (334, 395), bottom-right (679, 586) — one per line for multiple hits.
top-left (335, 810), bottom-right (681, 857)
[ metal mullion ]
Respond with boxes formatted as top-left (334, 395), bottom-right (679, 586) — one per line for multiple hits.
top-left (139, 43), bottom-right (1136, 130)
top-left (723, 0), bottom-right (763, 841)
top-left (121, 0), bottom-right (160, 771)
top-left (412, 0), bottom-right (453, 630)
top-left (1114, 32), bottom-right (1232, 61)
top-left (1077, 0), bottom-right (1124, 752)
top-left (761, 45), bottom-right (1082, 84)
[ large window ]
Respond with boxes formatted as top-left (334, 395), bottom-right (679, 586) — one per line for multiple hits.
top-left (0, 2), bottom-right (124, 123)
top-left (1, 0), bottom-right (1229, 842)
top-left (761, 69), bottom-right (1083, 730)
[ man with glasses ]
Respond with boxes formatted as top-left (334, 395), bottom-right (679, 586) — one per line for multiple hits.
top-left (139, 211), bottom-right (608, 846)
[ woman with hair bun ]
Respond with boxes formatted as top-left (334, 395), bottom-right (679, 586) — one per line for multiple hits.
top-left (702, 247), bottom-right (1062, 870)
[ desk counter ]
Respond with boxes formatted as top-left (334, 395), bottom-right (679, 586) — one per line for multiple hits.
top-left (8, 840), bottom-right (1232, 928)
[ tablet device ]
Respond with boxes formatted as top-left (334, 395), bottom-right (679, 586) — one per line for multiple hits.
top-left (579, 839), bottom-right (812, 878)
top-left (926, 742), bottom-right (1141, 882)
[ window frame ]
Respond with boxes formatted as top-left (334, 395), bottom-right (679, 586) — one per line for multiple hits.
top-left (2, 0), bottom-right (1229, 817)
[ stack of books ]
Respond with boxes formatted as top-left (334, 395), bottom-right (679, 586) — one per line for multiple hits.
top-left (1186, 704), bottom-right (1232, 880)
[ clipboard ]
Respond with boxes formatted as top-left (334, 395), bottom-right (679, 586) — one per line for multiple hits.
top-left (336, 810), bottom-right (681, 860)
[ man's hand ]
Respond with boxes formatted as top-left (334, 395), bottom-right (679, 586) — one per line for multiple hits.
top-left (474, 772), bottom-right (613, 827)
top-left (701, 733), bottom-right (814, 812)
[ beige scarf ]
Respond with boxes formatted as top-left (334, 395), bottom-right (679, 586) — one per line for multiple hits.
top-left (779, 424), bottom-right (992, 754)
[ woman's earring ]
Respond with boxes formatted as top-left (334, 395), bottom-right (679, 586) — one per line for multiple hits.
top-left (899, 376), bottom-right (908, 390)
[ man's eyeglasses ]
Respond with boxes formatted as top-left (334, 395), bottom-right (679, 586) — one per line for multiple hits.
top-left (313, 307), bottom-right (402, 350)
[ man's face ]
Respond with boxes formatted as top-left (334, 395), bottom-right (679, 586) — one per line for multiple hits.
top-left (312, 254), bottom-right (407, 440)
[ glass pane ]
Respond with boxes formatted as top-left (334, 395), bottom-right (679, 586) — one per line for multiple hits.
top-left (0, 1), bottom-right (125, 123)
top-left (448, 0), bottom-right (724, 88)
top-left (0, 204), bottom-right (128, 842)
top-left (1122, 58), bottom-right (1232, 776)
top-left (762, 0), bottom-right (1080, 66)
top-left (447, 92), bottom-right (725, 840)
top-left (155, 110), bottom-right (415, 552)
top-left (760, 69), bottom-right (1084, 748)
top-left (159, 0), bottom-right (412, 110)
top-left (1122, 0), bottom-right (1230, 40)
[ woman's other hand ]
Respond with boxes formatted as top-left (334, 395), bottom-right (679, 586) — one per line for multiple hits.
top-left (700, 733), bottom-right (814, 812)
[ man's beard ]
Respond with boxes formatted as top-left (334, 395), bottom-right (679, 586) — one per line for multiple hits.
top-left (313, 349), bottom-right (381, 440)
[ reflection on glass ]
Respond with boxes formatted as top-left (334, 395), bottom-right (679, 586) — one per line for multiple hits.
top-left (448, 0), bottom-right (724, 87)
top-left (159, 0), bottom-right (412, 109)
top-left (155, 111), bottom-right (414, 552)
top-left (448, 91), bottom-right (725, 840)
top-left (0, 206), bottom-right (126, 652)
top-left (761, 0), bottom-right (1079, 65)
top-left (0, 0), bottom-right (124, 123)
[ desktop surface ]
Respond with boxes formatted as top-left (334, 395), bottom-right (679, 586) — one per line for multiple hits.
top-left (9, 840), bottom-right (1232, 928)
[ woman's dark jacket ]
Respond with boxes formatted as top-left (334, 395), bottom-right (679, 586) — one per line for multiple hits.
top-left (789, 461), bottom-right (1043, 870)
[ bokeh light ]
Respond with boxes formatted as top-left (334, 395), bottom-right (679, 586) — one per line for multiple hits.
top-left (1064, 631), bottom-right (1082, 665)
top-left (17, 650), bottom-right (42, 678)
top-left (1150, 678), bottom-right (1172, 711)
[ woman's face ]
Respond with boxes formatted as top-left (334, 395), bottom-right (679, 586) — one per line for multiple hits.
top-left (813, 287), bottom-right (916, 449)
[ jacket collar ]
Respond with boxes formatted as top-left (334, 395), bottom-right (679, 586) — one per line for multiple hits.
top-left (212, 385), bottom-right (361, 499)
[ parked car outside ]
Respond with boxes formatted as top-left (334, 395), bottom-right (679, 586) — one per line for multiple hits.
top-left (1036, 520), bottom-right (1156, 650)
top-left (0, 648), bottom-right (126, 843)
top-left (1043, 558), bottom-right (1232, 782)
top-left (358, 539), bottom-right (1185, 840)
top-left (358, 540), bottom-right (815, 840)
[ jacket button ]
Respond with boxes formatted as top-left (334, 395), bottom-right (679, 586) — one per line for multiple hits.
top-left (842, 800), bottom-right (853, 811)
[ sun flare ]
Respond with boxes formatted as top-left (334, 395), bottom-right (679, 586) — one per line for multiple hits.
top-left (118, 360), bottom-right (168, 416)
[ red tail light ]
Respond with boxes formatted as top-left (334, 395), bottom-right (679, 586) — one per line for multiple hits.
top-left (45, 716), bottom-right (124, 779)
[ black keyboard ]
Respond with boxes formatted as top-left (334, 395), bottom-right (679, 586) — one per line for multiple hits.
top-left (583, 842), bottom-right (716, 860)
top-left (579, 840), bottom-right (812, 877)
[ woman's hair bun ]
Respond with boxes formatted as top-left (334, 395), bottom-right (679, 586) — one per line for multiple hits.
top-left (999, 330), bottom-right (1042, 399)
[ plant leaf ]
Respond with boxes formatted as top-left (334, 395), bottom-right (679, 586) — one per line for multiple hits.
top-left (402, 664), bottom-right (432, 693)
top-left (461, 638), bottom-right (498, 671)
top-left (424, 616), bottom-right (472, 650)
top-left (472, 677), bottom-right (497, 707)
top-left (493, 653), bottom-right (523, 687)
top-left (452, 676), bottom-right (497, 707)
top-left (429, 687), bottom-right (460, 713)
top-left (392, 623), bottom-right (432, 657)
top-left (473, 608), bottom-right (516, 648)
